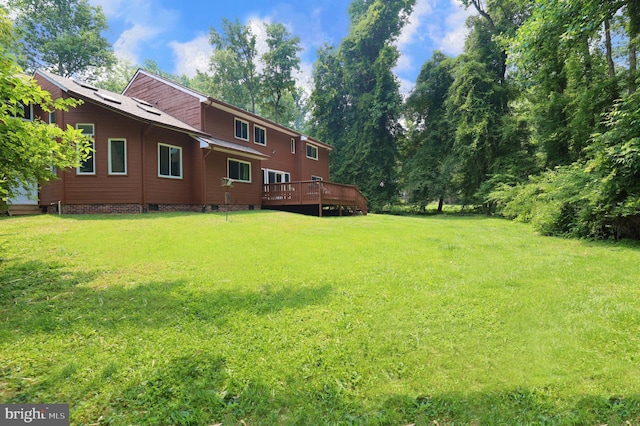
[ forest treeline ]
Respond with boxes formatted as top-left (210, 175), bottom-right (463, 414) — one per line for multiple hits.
top-left (3, 0), bottom-right (640, 239)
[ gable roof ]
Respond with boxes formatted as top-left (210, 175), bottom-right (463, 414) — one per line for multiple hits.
top-left (125, 69), bottom-right (333, 151)
top-left (35, 69), bottom-right (208, 137)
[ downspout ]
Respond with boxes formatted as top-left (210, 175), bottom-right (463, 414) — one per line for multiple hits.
top-left (202, 146), bottom-right (214, 212)
top-left (60, 107), bottom-right (66, 214)
top-left (141, 124), bottom-right (153, 212)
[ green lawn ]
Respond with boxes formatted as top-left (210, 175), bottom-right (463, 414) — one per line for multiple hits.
top-left (1, 211), bottom-right (640, 425)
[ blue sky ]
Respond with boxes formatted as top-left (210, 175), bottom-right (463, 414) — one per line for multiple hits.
top-left (89, 0), bottom-right (475, 95)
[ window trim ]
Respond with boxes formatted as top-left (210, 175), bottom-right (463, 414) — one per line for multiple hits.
top-left (158, 142), bottom-right (183, 179)
top-left (254, 124), bottom-right (267, 146)
top-left (76, 123), bottom-right (96, 175)
top-left (108, 138), bottom-right (127, 175)
top-left (228, 158), bottom-right (252, 183)
top-left (262, 168), bottom-right (291, 184)
top-left (234, 118), bottom-right (249, 141)
top-left (291, 138), bottom-right (296, 154)
top-left (306, 143), bottom-right (318, 161)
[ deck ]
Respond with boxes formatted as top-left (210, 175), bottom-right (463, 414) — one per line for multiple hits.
top-left (262, 181), bottom-right (367, 216)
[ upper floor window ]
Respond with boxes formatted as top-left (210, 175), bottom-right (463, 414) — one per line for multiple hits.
top-left (254, 125), bottom-right (266, 146)
top-left (291, 138), bottom-right (296, 154)
top-left (234, 118), bottom-right (249, 141)
top-left (306, 143), bottom-right (318, 160)
top-left (76, 124), bottom-right (95, 175)
top-left (158, 143), bottom-right (182, 179)
top-left (228, 158), bottom-right (251, 183)
top-left (108, 139), bottom-right (127, 175)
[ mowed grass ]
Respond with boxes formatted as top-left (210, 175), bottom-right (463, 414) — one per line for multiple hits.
top-left (1, 211), bottom-right (640, 425)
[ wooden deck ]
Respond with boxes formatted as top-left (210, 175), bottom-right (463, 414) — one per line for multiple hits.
top-left (262, 181), bottom-right (367, 216)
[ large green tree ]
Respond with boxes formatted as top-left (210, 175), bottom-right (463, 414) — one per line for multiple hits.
top-left (310, 0), bottom-right (415, 209)
top-left (403, 51), bottom-right (456, 212)
top-left (9, 0), bottom-right (114, 78)
top-left (208, 18), bottom-right (260, 113)
top-left (261, 23), bottom-right (302, 124)
top-left (0, 9), bottom-right (90, 203)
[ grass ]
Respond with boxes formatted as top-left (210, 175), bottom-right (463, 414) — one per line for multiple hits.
top-left (1, 211), bottom-right (640, 425)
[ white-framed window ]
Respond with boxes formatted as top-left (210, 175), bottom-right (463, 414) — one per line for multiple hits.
top-left (262, 168), bottom-right (290, 184)
top-left (158, 143), bottom-right (182, 179)
top-left (9, 102), bottom-right (33, 121)
top-left (311, 175), bottom-right (323, 181)
top-left (234, 118), bottom-right (249, 141)
top-left (108, 139), bottom-right (127, 175)
top-left (291, 138), bottom-right (296, 154)
top-left (228, 158), bottom-right (251, 183)
top-left (49, 111), bottom-right (56, 124)
top-left (76, 123), bottom-right (95, 175)
top-left (254, 125), bottom-right (266, 146)
top-left (306, 143), bottom-right (318, 160)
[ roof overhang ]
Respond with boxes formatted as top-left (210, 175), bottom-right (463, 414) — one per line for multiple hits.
top-left (196, 136), bottom-right (269, 161)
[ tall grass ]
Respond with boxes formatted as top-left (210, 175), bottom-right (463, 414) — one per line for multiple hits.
top-left (1, 211), bottom-right (640, 425)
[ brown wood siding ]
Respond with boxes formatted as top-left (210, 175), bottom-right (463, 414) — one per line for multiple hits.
top-left (123, 73), bottom-right (202, 129)
top-left (300, 143), bottom-right (331, 181)
top-left (38, 95), bottom-right (204, 206)
top-left (203, 105), bottom-right (331, 182)
top-left (144, 127), bottom-right (202, 205)
top-left (204, 151), bottom-right (261, 205)
top-left (56, 101), bottom-right (143, 204)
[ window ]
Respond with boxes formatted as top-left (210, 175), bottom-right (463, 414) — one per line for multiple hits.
top-left (49, 112), bottom-right (56, 124)
top-left (254, 125), bottom-right (266, 145)
top-left (291, 138), bottom-right (296, 154)
top-left (228, 158), bottom-right (251, 182)
top-left (234, 118), bottom-right (249, 141)
top-left (10, 102), bottom-right (33, 121)
top-left (306, 143), bottom-right (318, 160)
top-left (311, 175), bottom-right (323, 181)
top-left (76, 124), bottom-right (95, 175)
top-left (158, 143), bottom-right (182, 178)
top-left (262, 169), bottom-right (290, 184)
top-left (108, 139), bottom-right (127, 175)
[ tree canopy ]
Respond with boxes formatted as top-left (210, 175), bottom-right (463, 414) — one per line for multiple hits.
top-left (0, 9), bottom-right (91, 204)
top-left (8, 0), bottom-right (114, 79)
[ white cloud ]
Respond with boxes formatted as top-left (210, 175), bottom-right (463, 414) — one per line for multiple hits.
top-left (113, 24), bottom-right (161, 64)
top-left (89, 0), bottom-right (179, 65)
top-left (398, 77), bottom-right (416, 99)
top-left (169, 34), bottom-right (212, 78)
top-left (395, 0), bottom-right (435, 74)
top-left (438, 0), bottom-right (475, 55)
top-left (247, 17), bottom-right (273, 74)
top-left (397, 0), bottom-right (434, 48)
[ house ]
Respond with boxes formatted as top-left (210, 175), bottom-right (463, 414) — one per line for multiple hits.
top-left (34, 69), bottom-right (367, 216)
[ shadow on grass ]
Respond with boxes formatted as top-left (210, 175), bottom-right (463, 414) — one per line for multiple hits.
top-left (0, 258), bottom-right (332, 338)
top-left (108, 367), bottom-right (640, 425)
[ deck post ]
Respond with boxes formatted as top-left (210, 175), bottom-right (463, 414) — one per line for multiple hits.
top-left (318, 181), bottom-right (323, 217)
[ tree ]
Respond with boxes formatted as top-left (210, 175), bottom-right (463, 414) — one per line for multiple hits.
top-left (310, 0), bottom-right (415, 210)
top-left (0, 9), bottom-right (91, 204)
top-left (209, 18), bottom-right (260, 113)
top-left (403, 51), bottom-right (456, 212)
top-left (261, 23), bottom-right (302, 124)
top-left (9, 0), bottom-right (114, 79)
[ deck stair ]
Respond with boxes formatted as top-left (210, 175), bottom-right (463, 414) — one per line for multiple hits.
top-left (7, 204), bottom-right (42, 216)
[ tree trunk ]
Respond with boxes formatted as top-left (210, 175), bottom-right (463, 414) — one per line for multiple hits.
top-left (437, 197), bottom-right (444, 213)
top-left (605, 19), bottom-right (616, 79)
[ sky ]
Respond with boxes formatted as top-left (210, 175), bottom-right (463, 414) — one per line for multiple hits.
top-left (89, 0), bottom-right (475, 95)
